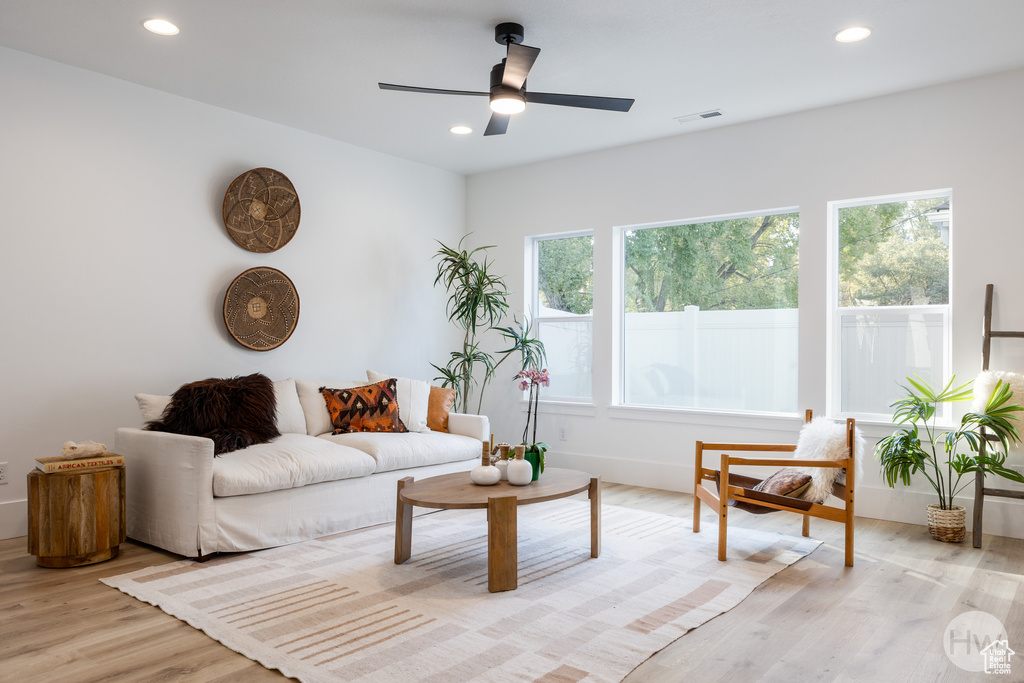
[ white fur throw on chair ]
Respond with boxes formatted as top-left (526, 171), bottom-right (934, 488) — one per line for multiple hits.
top-left (793, 417), bottom-right (865, 504)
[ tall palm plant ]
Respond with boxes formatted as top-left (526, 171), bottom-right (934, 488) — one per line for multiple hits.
top-left (433, 237), bottom-right (546, 414)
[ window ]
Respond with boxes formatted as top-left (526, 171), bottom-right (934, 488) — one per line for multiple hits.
top-left (533, 233), bottom-right (594, 400)
top-left (620, 209), bottom-right (800, 413)
top-left (830, 190), bottom-right (951, 418)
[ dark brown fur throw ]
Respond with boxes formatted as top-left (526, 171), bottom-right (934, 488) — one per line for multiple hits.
top-left (146, 373), bottom-right (280, 455)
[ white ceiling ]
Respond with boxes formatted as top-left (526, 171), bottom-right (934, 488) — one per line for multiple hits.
top-left (3, 1), bottom-right (1024, 175)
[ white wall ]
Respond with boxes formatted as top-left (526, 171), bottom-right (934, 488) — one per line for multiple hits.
top-left (467, 67), bottom-right (1024, 539)
top-left (0, 47), bottom-right (466, 538)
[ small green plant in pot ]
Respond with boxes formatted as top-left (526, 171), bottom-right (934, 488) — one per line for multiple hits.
top-left (516, 368), bottom-right (550, 481)
top-left (875, 375), bottom-right (1024, 542)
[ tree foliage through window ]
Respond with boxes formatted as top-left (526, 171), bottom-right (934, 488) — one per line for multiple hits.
top-left (538, 235), bottom-right (593, 315)
top-left (838, 197), bottom-right (949, 307)
top-left (623, 213), bottom-right (799, 312)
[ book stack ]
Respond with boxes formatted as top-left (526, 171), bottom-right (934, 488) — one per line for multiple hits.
top-left (35, 453), bottom-right (125, 474)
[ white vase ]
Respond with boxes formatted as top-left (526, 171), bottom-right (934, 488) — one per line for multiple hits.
top-left (508, 446), bottom-right (533, 486)
top-left (471, 465), bottom-right (501, 486)
top-left (495, 459), bottom-right (509, 481)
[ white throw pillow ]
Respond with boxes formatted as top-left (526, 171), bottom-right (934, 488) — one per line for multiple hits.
top-left (135, 393), bottom-right (170, 424)
top-left (273, 378), bottom-right (307, 435)
top-left (295, 379), bottom-right (361, 436)
top-left (366, 370), bottom-right (431, 433)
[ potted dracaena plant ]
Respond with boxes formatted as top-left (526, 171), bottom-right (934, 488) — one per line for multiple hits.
top-left (875, 375), bottom-right (1024, 542)
top-left (431, 236), bottom-right (546, 415)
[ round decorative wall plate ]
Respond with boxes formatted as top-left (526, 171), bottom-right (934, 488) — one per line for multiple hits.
top-left (222, 168), bottom-right (300, 253)
top-left (223, 267), bottom-right (300, 351)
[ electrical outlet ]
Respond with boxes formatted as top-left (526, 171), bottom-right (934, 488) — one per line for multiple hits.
top-left (559, 426), bottom-right (567, 441)
top-left (0, 462), bottom-right (7, 484)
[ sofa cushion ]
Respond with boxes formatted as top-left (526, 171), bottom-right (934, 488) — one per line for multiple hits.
top-left (322, 380), bottom-right (409, 434)
top-left (319, 431), bottom-right (480, 473)
top-left (273, 378), bottom-right (308, 434)
top-left (135, 377), bottom-right (306, 435)
top-left (212, 433), bottom-right (376, 497)
top-left (295, 379), bottom-right (361, 436)
top-left (145, 373), bottom-right (280, 455)
top-left (136, 393), bottom-right (171, 423)
top-left (366, 370), bottom-right (431, 433)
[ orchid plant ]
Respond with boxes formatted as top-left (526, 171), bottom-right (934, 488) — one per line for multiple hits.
top-left (516, 368), bottom-right (550, 472)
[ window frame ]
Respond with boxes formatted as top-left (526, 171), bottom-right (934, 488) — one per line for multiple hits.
top-left (614, 206), bottom-right (801, 415)
top-left (826, 188), bottom-right (953, 422)
top-left (529, 230), bottom-right (595, 403)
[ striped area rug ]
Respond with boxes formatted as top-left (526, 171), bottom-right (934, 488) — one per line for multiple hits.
top-left (102, 500), bottom-right (818, 682)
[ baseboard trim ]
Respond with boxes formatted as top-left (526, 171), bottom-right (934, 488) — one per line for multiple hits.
top-left (0, 499), bottom-right (27, 540)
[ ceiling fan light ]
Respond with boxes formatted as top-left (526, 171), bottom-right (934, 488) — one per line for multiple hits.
top-left (490, 94), bottom-right (526, 115)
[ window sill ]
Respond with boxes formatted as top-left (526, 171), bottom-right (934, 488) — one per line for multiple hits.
top-left (518, 400), bottom-right (597, 417)
top-left (608, 404), bottom-right (804, 431)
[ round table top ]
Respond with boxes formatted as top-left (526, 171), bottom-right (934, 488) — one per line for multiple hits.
top-left (399, 467), bottom-right (594, 510)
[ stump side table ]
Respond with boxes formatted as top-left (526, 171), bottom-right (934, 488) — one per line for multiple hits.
top-left (27, 465), bottom-right (126, 568)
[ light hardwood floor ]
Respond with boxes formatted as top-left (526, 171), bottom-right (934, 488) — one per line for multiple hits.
top-left (2, 483), bottom-right (1021, 682)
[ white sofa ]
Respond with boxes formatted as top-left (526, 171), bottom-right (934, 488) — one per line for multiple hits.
top-left (115, 377), bottom-right (488, 559)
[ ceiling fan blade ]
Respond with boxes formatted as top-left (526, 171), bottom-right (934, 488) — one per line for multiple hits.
top-left (483, 113), bottom-right (510, 136)
top-left (502, 44), bottom-right (540, 90)
top-left (378, 82), bottom-right (488, 97)
top-left (525, 91), bottom-right (634, 112)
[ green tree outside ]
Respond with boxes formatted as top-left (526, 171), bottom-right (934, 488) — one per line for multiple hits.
top-left (838, 198), bottom-right (949, 307)
top-left (624, 213), bottom-right (799, 312)
top-left (538, 235), bottom-right (593, 315)
top-left (533, 198), bottom-right (948, 315)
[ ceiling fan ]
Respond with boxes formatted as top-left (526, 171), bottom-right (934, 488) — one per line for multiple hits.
top-left (378, 22), bottom-right (635, 136)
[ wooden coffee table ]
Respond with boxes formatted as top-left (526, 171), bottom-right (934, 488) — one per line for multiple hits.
top-left (394, 467), bottom-right (600, 592)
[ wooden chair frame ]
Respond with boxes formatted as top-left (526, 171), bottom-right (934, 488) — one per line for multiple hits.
top-left (693, 410), bottom-right (857, 567)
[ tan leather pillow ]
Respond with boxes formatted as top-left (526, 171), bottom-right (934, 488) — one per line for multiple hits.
top-left (752, 468), bottom-right (812, 498)
top-left (427, 386), bottom-right (456, 432)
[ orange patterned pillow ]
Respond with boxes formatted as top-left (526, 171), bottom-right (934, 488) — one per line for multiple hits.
top-left (320, 379), bottom-right (408, 434)
top-left (427, 386), bottom-right (456, 432)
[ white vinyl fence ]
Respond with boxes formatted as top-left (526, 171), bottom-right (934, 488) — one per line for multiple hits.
top-left (539, 306), bottom-right (945, 415)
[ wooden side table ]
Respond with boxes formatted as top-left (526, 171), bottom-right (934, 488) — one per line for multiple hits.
top-left (27, 465), bottom-right (126, 568)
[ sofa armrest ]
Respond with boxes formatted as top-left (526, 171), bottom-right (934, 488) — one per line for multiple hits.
top-left (447, 413), bottom-right (490, 442)
top-left (114, 428), bottom-right (216, 558)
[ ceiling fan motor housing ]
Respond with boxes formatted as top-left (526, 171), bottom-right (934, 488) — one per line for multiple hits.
top-left (494, 22), bottom-right (525, 45)
top-left (489, 60), bottom-right (525, 105)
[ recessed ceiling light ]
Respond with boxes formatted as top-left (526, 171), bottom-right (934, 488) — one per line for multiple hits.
top-left (449, 125), bottom-right (473, 135)
top-left (143, 19), bottom-right (179, 36)
top-left (834, 26), bottom-right (871, 43)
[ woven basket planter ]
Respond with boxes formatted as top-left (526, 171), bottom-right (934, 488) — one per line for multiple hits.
top-left (926, 504), bottom-right (966, 543)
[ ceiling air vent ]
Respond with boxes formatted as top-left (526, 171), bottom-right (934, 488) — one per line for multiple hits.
top-left (674, 109), bottom-right (724, 124)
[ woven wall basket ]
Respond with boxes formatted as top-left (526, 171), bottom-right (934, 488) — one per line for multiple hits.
top-left (926, 504), bottom-right (966, 543)
top-left (222, 168), bottom-right (300, 253)
top-left (223, 267), bottom-right (299, 351)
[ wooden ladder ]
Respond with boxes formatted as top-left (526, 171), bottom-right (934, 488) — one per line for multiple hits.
top-left (973, 283), bottom-right (1024, 547)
